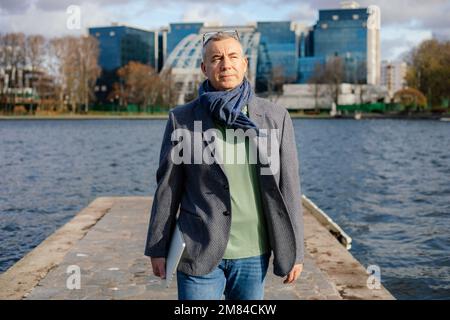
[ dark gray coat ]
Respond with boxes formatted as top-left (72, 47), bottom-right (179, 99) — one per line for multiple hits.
top-left (144, 96), bottom-right (305, 277)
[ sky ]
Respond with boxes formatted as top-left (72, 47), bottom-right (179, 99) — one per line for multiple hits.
top-left (1, 0), bottom-right (449, 61)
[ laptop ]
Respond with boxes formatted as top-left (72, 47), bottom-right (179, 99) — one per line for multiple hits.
top-left (164, 221), bottom-right (186, 288)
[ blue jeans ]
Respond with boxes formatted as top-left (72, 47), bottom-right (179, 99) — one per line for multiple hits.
top-left (177, 253), bottom-right (270, 300)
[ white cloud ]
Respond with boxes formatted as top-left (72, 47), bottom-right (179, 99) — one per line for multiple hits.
top-left (1, 0), bottom-right (448, 61)
top-left (381, 26), bottom-right (433, 60)
top-left (181, 4), bottom-right (249, 26)
top-left (0, 2), bottom-right (113, 37)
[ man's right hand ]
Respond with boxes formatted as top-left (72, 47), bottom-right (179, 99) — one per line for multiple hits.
top-left (150, 257), bottom-right (166, 279)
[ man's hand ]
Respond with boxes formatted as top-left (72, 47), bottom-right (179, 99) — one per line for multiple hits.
top-left (150, 257), bottom-right (166, 279)
top-left (283, 263), bottom-right (303, 284)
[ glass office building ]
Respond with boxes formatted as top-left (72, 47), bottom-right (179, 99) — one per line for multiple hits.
top-left (298, 6), bottom-right (381, 85)
top-left (89, 4), bottom-right (380, 102)
top-left (89, 25), bottom-right (158, 102)
top-left (166, 23), bottom-right (203, 57)
top-left (256, 21), bottom-right (298, 91)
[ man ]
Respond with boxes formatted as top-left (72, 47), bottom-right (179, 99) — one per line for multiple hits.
top-left (144, 30), bottom-right (304, 300)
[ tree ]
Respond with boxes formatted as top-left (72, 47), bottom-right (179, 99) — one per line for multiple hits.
top-left (25, 35), bottom-right (46, 114)
top-left (267, 65), bottom-right (286, 101)
top-left (0, 33), bottom-right (26, 113)
top-left (111, 62), bottom-right (178, 112)
top-left (49, 35), bottom-right (100, 113)
top-left (393, 87), bottom-right (427, 113)
top-left (77, 36), bottom-right (101, 113)
top-left (308, 62), bottom-right (327, 111)
top-left (114, 61), bottom-right (160, 112)
top-left (406, 39), bottom-right (450, 107)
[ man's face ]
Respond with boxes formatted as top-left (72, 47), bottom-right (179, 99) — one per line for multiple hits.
top-left (201, 38), bottom-right (248, 91)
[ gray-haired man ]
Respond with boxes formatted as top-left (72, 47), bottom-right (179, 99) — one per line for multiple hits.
top-left (145, 30), bottom-right (304, 300)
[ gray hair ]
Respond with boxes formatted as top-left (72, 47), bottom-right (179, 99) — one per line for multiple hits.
top-left (201, 32), bottom-right (245, 62)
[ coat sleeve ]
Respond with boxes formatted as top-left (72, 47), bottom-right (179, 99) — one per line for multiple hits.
top-left (279, 110), bottom-right (305, 264)
top-left (144, 111), bottom-right (185, 258)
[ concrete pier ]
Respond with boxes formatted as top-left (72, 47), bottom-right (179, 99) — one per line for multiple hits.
top-left (0, 196), bottom-right (395, 300)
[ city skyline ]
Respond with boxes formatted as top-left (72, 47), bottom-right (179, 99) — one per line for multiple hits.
top-left (1, 0), bottom-right (449, 62)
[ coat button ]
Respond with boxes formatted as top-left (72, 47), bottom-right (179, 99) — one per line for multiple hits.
top-left (223, 211), bottom-right (230, 216)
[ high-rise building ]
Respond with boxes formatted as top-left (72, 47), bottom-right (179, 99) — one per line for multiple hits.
top-left (255, 21), bottom-right (298, 91)
top-left (89, 25), bottom-right (158, 102)
top-left (298, 2), bottom-right (381, 85)
top-left (381, 60), bottom-right (407, 97)
top-left (89, 3), bottom-right (382, 104)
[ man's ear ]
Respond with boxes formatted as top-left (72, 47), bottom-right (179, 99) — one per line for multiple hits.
top-left (201, 61), bottom-right (207, 77)
top-left (244, 57), bottom-right (248, 73)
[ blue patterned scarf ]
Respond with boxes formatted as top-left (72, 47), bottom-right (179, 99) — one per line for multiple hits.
top-left (198, 78), bottom-right (259, 133)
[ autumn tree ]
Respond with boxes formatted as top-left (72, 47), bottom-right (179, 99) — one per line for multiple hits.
top-left (111, 62), bottom-right (177, 112)
top-left (25, 34), bottom-right (46, 113)
top-left (393, 87), bottom-right (427, 113)
top-left (49, 35), bottom-right (100, 113)
top-left (406, 39), bottom-right (450, 107)
top-left (308, 63), bottom-right (327, 111)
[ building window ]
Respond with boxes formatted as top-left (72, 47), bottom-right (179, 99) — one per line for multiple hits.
top-left (332, 15), bottom-right (339, 21)
top-left (321, 23), bottom-right (328, 29)
top-left (110, 31), bottom-right (115, 37)
top-left (353, 14), bottom-right (359, 20)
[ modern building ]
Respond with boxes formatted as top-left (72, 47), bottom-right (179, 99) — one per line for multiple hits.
top-left (89, 25), bottom-right (158, 102)
top-left (381, 60), bottom-right (407, 97)
top-left (298, 2), bottom-right (381, 85)
top-left (89, 2), bottom-right (382, 106)
top-left (255, 21), bottom-right (298, 92)
top-left (166, 23), bottom-right (203, 57)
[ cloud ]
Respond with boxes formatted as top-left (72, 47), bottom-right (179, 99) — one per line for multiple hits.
top-left (381, 26), bottom-right (433, 61)
top-left (0, 2), bottom-right (113, 37)
top-left (1, 0), bottom-right (449, 60)
top-left (0, 0), bottom-right (33, 14)
top-left (181, 4), bottom-right (249, 25)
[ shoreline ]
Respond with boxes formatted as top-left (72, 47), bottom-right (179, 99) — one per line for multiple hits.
top-left (1, 113), bottom-right (448, 121)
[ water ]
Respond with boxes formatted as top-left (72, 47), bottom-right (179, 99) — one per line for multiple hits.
top-left (0, 119), bottom-right (449, 299)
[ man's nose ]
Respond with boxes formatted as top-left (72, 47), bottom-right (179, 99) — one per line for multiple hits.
top-left (220, 56), bottom-right (232, 70)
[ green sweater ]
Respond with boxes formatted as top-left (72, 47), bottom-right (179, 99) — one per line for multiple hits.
top-left (213, 108), bottom-right (270, 259)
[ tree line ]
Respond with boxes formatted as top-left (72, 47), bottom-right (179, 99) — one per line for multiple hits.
top-left (0, 33), bottom-right (176, 115)
top-left (406, 38), bottom-right (450, 109)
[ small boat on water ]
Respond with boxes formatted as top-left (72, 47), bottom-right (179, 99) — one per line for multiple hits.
top-left (440, 117), bottom-right (450, 122)
top-left (354, 112), bottom-right (362, 120)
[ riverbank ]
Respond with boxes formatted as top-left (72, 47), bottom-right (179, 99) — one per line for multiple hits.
top-left (0, 196), bottom-right (394, 300)
top-left (1, 112), bottom-right (448, 120)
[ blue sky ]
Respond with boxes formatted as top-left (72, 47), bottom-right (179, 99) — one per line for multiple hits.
top-left (1, 0), bottom-right (449, 61)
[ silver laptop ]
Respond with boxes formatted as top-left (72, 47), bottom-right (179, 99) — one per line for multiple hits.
top-left (164, 221), bottom-right (186, 288)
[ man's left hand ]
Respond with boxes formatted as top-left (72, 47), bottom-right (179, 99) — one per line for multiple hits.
top-left (283, 263), bottom-right (303, 284)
